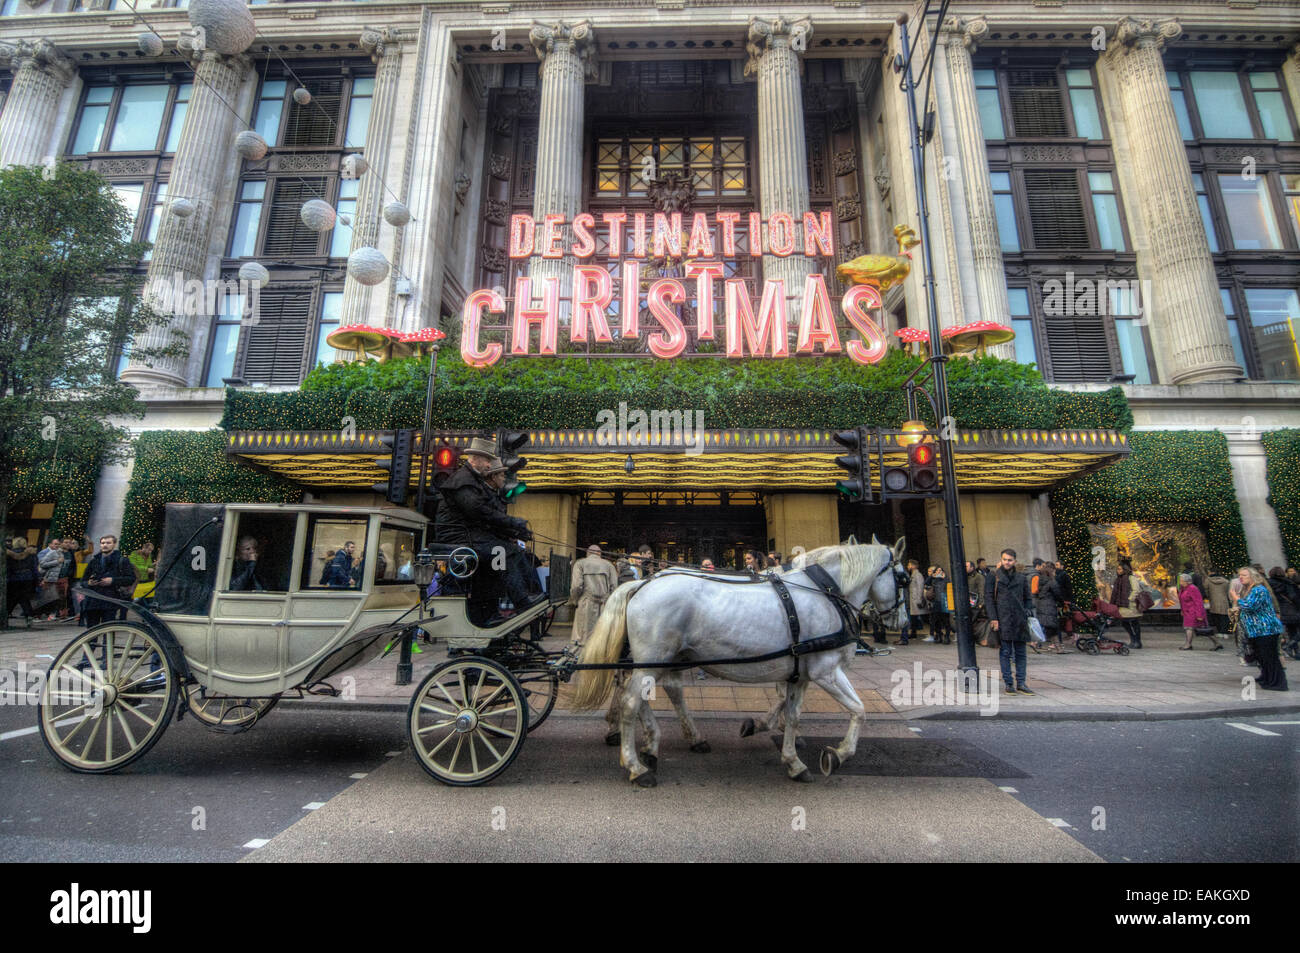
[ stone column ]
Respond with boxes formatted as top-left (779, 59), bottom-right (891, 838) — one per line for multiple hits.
top-left (1283, 44), bottom-right (1300, 132)
top-left (746, 16), bottom-right (816, 315)
top-left (1099, 17), bottom-right (1240, 384)
top-left (528, 20), bottom-right (596, 311)
top-left (122, 51), bottom-right (251, 388)
top-left (937, 17), bottom-right (1013, 357)
top-left (0, 39), bottom-right (76, 168)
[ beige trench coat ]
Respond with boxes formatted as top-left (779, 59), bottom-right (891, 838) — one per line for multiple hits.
top-left (569, 555), bottom-right (619, 644)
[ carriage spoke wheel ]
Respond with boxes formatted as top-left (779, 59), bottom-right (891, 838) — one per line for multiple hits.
top-left (408, 657), bottom-right (526, 786)
top-left (514, 667), bottom-right (559, 731)
top-left (184, 684), bottom-right (278, 733)
top-left (38, 623), bottom-right (177, 774)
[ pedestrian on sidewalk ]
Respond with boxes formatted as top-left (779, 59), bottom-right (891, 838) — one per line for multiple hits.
top-left (1267, 567), bottom-right (1300, 657)
top-left (987, 548), bottom-right (1035, 696)
top-left (568, 544), bottom-right (618, 645)
top-left (5, 537), bottom-right (39, 628)
top-left (1034, 562), bottom-right (1065, 652)
top-left (1178, 574), bottom-right (1211, 650)
top-left (1112, 560), bottom-right (1144, 649)
top-left (1236, 567), bottom-right (1289, 691)
top-left (80, 535), bottom-right (135, 630)
top-left (926, 566), bottom-right (950, 644)
top-left (1205, 570), bottom-right (1232, 636)
top-left (904, 559), bottom-right (926, 644)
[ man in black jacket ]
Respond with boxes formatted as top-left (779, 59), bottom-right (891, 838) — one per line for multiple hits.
top-left (436, 438), bottom-right (543, 622)
top-left (986, 548), bottom-right (1036, 696)
top-left (81, 535), bottom-right (135, 629)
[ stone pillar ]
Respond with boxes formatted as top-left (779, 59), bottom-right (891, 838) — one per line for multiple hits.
top-left (764, 493), bottom-right (839, 556)
top-left (936, 17), bottom-right (1013, 357)
top-left (0, 39), bottom-right (76, 168)
top-left (1099, 17), bottom-right (1240, 384)
top-left (122, 51), bottom-right (251, 388)
top-left (338, 27), bottom-right (408, 329)
top-left (746, 16), bottom-right (816, 316)
top-left (1283, 44), bottom-right (1300, 131)
top-left (1226, 432), bottom-right (1286, 568)
top-left (528, 20), bottom-right (595, 311)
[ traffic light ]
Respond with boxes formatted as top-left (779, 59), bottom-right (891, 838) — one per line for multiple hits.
top-left (374, 429), bottom-right (416, 505)
top-left (832, 428), bottom-right (871, 504)
top-left (431, 443), bottom-right (460, 489)
top-left (881, 434), bottom-right (942, 498)
top-left (498, 429), bottom-right (530, 501)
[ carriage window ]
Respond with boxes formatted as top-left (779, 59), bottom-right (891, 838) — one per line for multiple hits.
top-left (376, 524), bottom-right (419, 585)
top-left (225, 513), bottom-right (295, 592)
top-left (302, 517), bottom-right (369, 590)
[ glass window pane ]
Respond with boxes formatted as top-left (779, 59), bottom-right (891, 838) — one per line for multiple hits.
top-left (1087, 172), bottom-right (1113, 192)
top-left (229, 203), bottom-right (262, 257)
top-left (1197, 194), bottom-right (1219, 252)
top-left (204, 322), bottom-right (240, 386)
top-left (344, 91), bottom-right (371, 148)
top-left (1170, 90), bottom-right (1195, 140)
top-left (974, 69), bottom-right (997, 87)
top-left (993, 193), bottom-right (1019, 252)
top-left (977, 88), bottom-right (1004, 139)
top-left (1065, 69), bottom-right (1092, 88)
top-left (988, 171), bottom-right (1011, 191)
top-left (1114, 319), bottom-right (1152, 385)
top-left (1007, 287), bottom-right (1030, 316)
top-left (1247, 71), bottom-right (1279, 91)
top-left (1069, 88), bottom-right (1103, 139)
top-left (1189, 72), bottom-right (1253, 139)
top-left (108, 85), bottom-right (168, 151)
top-left (1226, 317), bottom-right (1248, 375)
top-left (112, 183), bottom-right (144, 238)
top-left (1092, 194), bottom-right (1125, 250)
top-left (242, 180), bottom-right (266, 201)
top-left (1011, 317), bottom-right (1036, 366)
top-left (72, 104), bottom-right (109, 154)
top-left (314, 291), bottom-right (345, 366)
top-left (143, 182), bottom-right (167, 260)
top-left (1219, 174), bottom-right (1283, 249)
top-left (1220, 288), bottom-right (1235, 317)
top-left (1243, 288), bottom-right (1300, 381)
top-left (254, 81), bottom-right (286, 146)
top-left (164, 101), bottom-right (188, 153)
top-left (1254, 91), bottom-right (1295, 142)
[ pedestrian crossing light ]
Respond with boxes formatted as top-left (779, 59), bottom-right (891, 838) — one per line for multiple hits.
top-left (374, 428), bottom-right (416, 505)
top-left (498, 429), bottom-right (530, 501)
top-left (832, 428), bottom-right (871, 504)
top-left (432, 443), bottom-right (460, 489)
top-left (910, 442), bottom-right (939, 492)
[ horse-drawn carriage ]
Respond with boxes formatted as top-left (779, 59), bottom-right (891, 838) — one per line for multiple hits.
top-left (38, 502), bottom-right (568, 786)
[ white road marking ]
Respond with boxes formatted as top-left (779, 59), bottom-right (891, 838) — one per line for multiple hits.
top-left (384, 750), bottom-right (402, 757)
top-left (1226, 722), bottom-right (1281, 736)
top-left (1047, 818), bottom-right (1073, 828)
top-left (349, 772), bottom-right (368, 779)
top-left (908, 727), bottom-right (922, 733)
top-left (1258, 721), bottom-right (1300, 725)
top-left (998, 786), bottom-right (1019, 794)
top-left (923, 832), bottom-right (940, 844)
top-left (243, 838), bottom-right (271, 849)
top-left (302, 802), bottom-right (325, 811)
top-left (0, 717), bottom-right (82, 742)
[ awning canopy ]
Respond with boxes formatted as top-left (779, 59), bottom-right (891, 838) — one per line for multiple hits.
top-left (226, 427), bottom-right (1129, 492)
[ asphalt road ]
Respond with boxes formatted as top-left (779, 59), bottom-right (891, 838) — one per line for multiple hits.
top-left (2, 701), bottom-right (1295, 863)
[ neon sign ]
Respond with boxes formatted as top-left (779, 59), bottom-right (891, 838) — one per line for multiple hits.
top-left (461, 211), bottom-right (889, 368)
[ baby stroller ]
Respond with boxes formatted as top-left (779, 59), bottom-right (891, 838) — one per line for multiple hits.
top-left (1070, 600), bottom-right (1130, 656)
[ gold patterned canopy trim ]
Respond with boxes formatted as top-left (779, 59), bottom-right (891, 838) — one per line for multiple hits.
top-left (226, 428), bottom-right (1128, 491)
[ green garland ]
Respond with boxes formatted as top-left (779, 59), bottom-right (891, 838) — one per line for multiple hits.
top-left (1261, 428), bottom-right (1300, 566)
top-left (6, 454), bottom-right (101, 541)
top-left (1050, 431), bottom-right (1249, 589)
top-left (120, 430), bottom-right (300, 550)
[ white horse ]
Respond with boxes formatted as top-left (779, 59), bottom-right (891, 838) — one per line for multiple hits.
top-left (573, 537), bottom-right (906, 786)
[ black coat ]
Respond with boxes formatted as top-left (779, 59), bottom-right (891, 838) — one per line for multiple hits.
top-left (1272, 577), bottom-right (1300, 624)
top-left (1056, 568), bottom-right (1074, 606)
top-left (80, 551), bottom-right (135, 612)
top-left (436, 464), bottom-right (529, 549)
top-left (1034, 573), bottom-right (1063, 623)
top-left (986, 567), bottom-right (1034, 642)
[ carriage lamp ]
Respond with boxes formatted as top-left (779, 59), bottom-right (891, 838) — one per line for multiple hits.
top-left (414, 547), bottom-right (435, 589)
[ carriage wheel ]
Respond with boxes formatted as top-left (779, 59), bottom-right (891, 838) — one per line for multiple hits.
top-left (514, 667), bottom-right (559, 731)
top-left (408, 657), bottom-right (526, 786)
top-left (38, 623), bottom-right (177, 774)
top-left (184, 684), bottom-right (278, 733)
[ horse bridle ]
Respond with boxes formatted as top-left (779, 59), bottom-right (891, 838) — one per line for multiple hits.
top-left (858, 555), bottom-right (908, 629)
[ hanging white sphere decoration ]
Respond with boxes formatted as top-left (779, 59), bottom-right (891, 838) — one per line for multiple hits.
top-left (234, 130), bottom-right (268, 160)
top-left (347, 247), bottom-right (389, 286)
top-left (382, 201), bottom-right (411, 227)
top-left (293, 87), bottom-right (312, 106)
top-left (300, 199), bottom-right (337, 232)
top-left (339, 214), bottom-right (352, 226)
top-left (186, 0), bottom-right (256, 56)
top-left (137, 32), bottom-right (164, 56)
top-left (238, 261), bottom-right (270, 288)
top-left (341, 154), bottom-right (369, 180)
top-left (170, 197), bottom-right (196, 219)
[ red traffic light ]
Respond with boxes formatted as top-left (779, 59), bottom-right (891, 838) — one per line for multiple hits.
top-left (435, 446), bottom-right (456, 468)
top-left (910, 444), bottom-right (934, 466)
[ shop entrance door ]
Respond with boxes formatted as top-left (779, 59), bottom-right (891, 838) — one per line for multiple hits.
top-left (576, 492), bottom-right (767, 572)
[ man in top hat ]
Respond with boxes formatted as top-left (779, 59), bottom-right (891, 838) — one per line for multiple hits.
top-left (436, 437), bottom-right (544, 623)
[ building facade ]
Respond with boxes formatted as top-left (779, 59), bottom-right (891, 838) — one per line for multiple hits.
top-left (2, 1), bottom-right (1298, 577)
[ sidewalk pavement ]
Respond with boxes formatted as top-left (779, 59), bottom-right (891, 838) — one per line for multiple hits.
top-left (2, 618), bottom-right (1295, 722)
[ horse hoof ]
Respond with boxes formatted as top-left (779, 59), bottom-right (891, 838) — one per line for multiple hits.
top-left (739, 718), bottom-right (756, 738)
top-left (820, 747), bottom-right (842, 776)
top-left (641, 753), bottom-right (658, 770)
top-left (790, 769), bottom-right (815, 783)
top-left (690, 741), bottom-right (712, 754)
top-left (604, 731), bottom-right (621, 747)
top-left (633, 771), bottom-right (657, 788)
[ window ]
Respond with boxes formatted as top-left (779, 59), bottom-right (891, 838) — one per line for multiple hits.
top-left (142, 182), bottom-right (168, 261)
top-left (1110, 287), bottom-right (1153, 385)
top-left (1065, 69), bottom-right (1103, 141)
top-left (593, 134), bottom-right (748, 197)
top-left (111, 182), bottom-right (144, 240)
top-left (1172, 66), bottom-right (1298, 143)
top-left (69, 81), bottom-right (188, 155)
top-left (375, 524), bottom-right (419, 584)
top-left (1219, 173), bottom-right (1284, 249)
top-left (1023, 170), bottom-right (1090, 249)
top-left (1284, 174), bottom-right (1300, 244)
top-left (1188, 72), bottom-right (1253, 139)
top-left (1242, 288), bottom-right (1300, 381)
top-left (1006, 68), bottom-right (1069, 137)
top-left (1007, 286), bottom-right (1036, 366)
top-left (302, 518), bottom-right (368, 590)
top-left (989, 171), bottom-right (1019, 252)
top-left (225, 512), bottom-right (295, 592)
top-left (1167, 72), bottom-right (1195, 141)
top-left (204, 293), bottom-right (244, 387)
top-left (1220, 289), bottom-right (1249, 373)
top-left (329, 179), bottom-right (357, 258)
top-left (163, 84), bottom-right (192, 153)
top-left (0, 0), bottom-right (22, 15)
top-left (974, 70), bottom-right (1004, 139)
top-left (314, 292), bottom-right (344, 368)
top-left (1250, 72), bottom-right (1296, 142)
top-left (1192, 174), bottom-right (1219, 252)
top-left (228, 180), bottom-right (265, 258)
top-left (1089, 172), bottom-right (1125, 251)
top-left (252, 80), bottom-right (287, 146)
top-left (238, 289), bottom-right (314, 386)
top-left (344, 77), bottom-right (373, 148)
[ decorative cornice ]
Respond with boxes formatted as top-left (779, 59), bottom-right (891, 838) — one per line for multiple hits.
top-left (744, 15), bottom-right (813, 77)
top-left (939, 15), bottom-right (988, 53)
top-left (360, 26), bottom-right (416, 62)
top-left (529, 19), bottom-right (597, 79)
top-left (0, 38), bottom-right (76, 83)
top-left (1112, 16), bottom-right (1182, 52)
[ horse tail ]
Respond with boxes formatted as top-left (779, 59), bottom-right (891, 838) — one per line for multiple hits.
top-left (571, 580), bottom-right (644, 710)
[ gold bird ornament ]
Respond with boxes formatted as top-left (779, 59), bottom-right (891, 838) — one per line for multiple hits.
top-left (835, 224), bottom-right (921, 292)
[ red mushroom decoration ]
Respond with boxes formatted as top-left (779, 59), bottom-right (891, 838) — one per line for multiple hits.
top-left (325, 324), bottom-right (388, 362)
top-left (943, 321), bottom-right (1016, 357)
top-left (941, 324), bottom-right (978, 354)
top-left (398, 326), bottom-right (447, 357)
top-left (895, 325), bottom-right (931, 357)
top-left (372, 327), bottom-right (416, 362)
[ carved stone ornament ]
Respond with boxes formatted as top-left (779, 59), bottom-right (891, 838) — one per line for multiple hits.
top-left (744, 16), bottom-right (814, 78)
top-left (645, 172), bottom-right (698, 213)
top-left (873, 169), bottom-right (891, 203)
top-left (1021, 144), bottom-right (1074, 162)
top-left (0, 38), bottom-right (76, 82)
top-left (485, 198), bottom-right (510, 226)
top-left (488, 154), bottom-right (512, 180)
top-left (939, 16), bottom-right (989, 52)
top-left (95, 158), bottom-right (154, 176)
top-left (360, 27), bottom-right (404, 63)
top-left (517, 88), bottom-right (540, 114)
top-left (278, 152), bottom-right (332, 171)
top-left (455, 171), bottom-right (472, 199)
top-left (1112, 16), bottom-right (1182, 51)
top-left (492, 112), bottom-right (515, 135)
top-left (481, 246), bottom-right (507, 273)
top-left (529, 20), bottom-right (598, 80)
top-left (835, 195), bottom-right (862, 221)
top-left (832, 150), bottom-right (858, 176)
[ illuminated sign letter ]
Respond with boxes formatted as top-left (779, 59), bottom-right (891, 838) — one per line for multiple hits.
top-left (646, 279), bottom-right (687, 359)
top-left (572, 213), bottom-right (596, 258)
top-left (461, 288), bottom-right (505, 367)
top-left (540, 214), bottom-right (566, 259)
top-left (748, 212), bottom-right (763, 257)
top-left (803, 210), bottom-right (834, 257)
top-left (621, 260), bottom-right (640, 338)
top-left (687, 213), bottom-right (715, 257)
top-left (652, 213), bottom-right (683, 258)
top-left (725, 278), bottom-right (788, 358)
top-left (602, 212), bottom-right (627, 258)
top-left (511, 277), bottom-right (559, 356)
top-left (842, 285), bottom-right (888, 365)
top-left (508, 214), bottom-right (535, 258)
top-left (716, 212), bottom-right (740, 258)
top-left (572, 266), bottom-right (615, 343)
top-left (795, 273), bottom-right (841, 354)
top-left (769, 212), bottom-right (796, 257)
top-left (685, 261), bottom-right (724, 340)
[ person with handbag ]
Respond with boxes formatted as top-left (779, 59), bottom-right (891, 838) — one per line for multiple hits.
top-left (1033, 562), bottom-right (1065, 653)
top-left (1178, 574), bottom-right (1215, 650)
top-left (1236, 567), bottom-right (1289, 691)
top-left (1112, 560), bottom-right (1144, 649)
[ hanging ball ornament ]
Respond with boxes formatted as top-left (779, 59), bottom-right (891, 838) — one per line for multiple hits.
top-left (137, 32), bottom-right (164, 56)
top-left (293, 87), bottom-right (312, 106)
top-left (234, 130), bottom-right (268, 160)
top-left (341, 154), bottom-right (369, 179)
top-left (347, 247), bottom-right (390, 286)
top-left (300, 199), bottom-right (337, 232)
top-left (382, 201), bottom-right (411, 227)
top-left (170, 197), bottom-right (196, 219)
top-left (238, 261), bottom-right (270, 288)
top-left (186, 0), bottom-right (256, 56)
top-left (339, 214), bottom-right (352, 226)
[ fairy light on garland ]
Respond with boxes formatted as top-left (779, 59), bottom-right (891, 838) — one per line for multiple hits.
top-left (1261, 429), bottom-right (1300, 566)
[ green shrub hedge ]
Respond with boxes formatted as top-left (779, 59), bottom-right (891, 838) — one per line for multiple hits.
top-left (1261, 428), bottom-right (1300, 567)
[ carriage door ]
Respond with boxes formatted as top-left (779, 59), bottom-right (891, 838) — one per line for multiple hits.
top-left (284, 515), bottom-right (372, 674)
top-left (208, 511), bottom-right (299, 690)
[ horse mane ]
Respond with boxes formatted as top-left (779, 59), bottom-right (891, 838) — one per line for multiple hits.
top-left (790, 542), bottom-right (881, 593)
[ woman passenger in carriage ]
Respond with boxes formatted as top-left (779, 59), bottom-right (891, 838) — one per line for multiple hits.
top-left (230, 535), bottom-right (266, 592)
